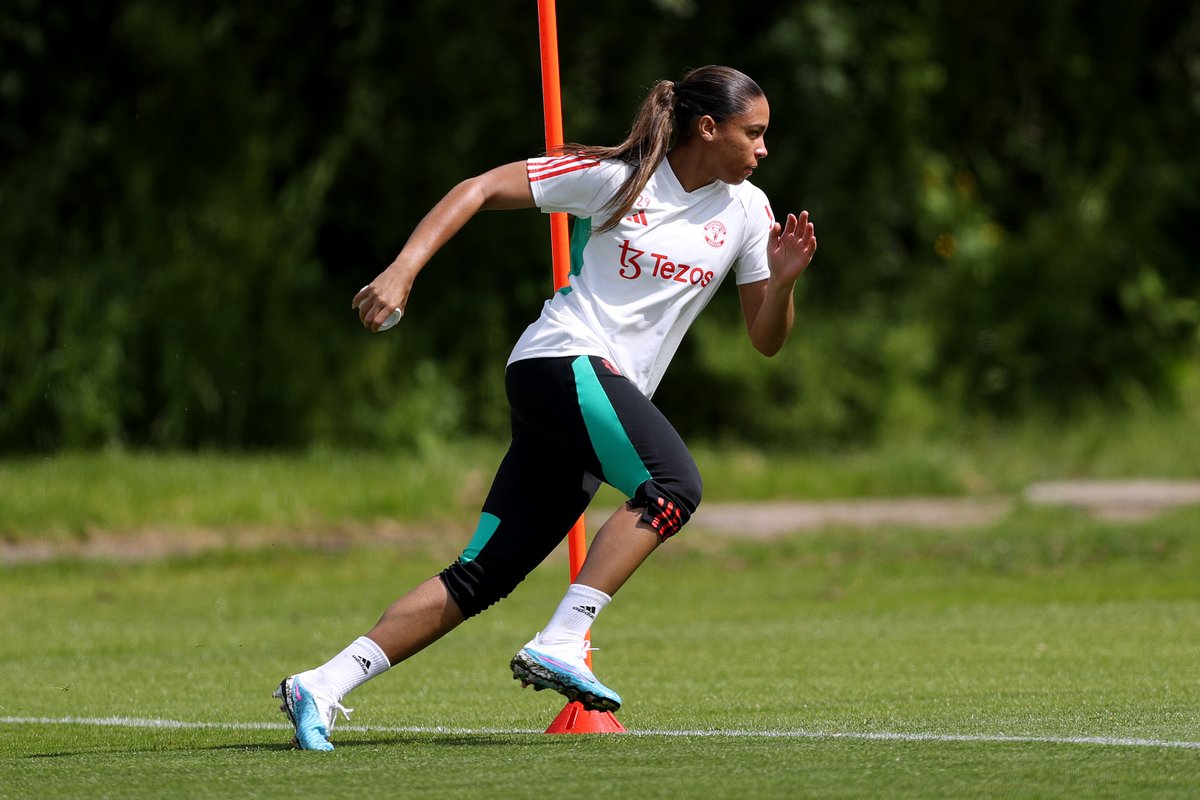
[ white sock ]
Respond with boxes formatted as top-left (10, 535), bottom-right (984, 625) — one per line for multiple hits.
top-left (535, 584), bottom-right (612, 647)
top-left (300, 636), bottom-right (390, 701)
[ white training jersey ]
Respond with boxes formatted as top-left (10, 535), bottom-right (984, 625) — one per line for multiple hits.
top-left (509, 155), bottom-right (775, 397)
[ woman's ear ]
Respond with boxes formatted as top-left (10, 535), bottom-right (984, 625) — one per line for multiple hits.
top-left (697, 115), bottom-right (719, 142)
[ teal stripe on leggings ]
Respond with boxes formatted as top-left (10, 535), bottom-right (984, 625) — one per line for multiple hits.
top-left (460, 512), bottom-right (500, 563)
top-left (572, 356), bottom-right (652, 498)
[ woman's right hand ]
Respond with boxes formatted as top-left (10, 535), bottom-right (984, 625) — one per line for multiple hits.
top-left (352, 264), bottom-right (414, 332)
top-left (351, 160), bottom-right (535, 332)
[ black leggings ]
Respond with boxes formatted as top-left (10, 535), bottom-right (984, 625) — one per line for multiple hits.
top-left (439, 355), bottom-right (702, 618)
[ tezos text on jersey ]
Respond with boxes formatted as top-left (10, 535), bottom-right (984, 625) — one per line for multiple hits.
top-left (617, 240), bottom-right (715, 287)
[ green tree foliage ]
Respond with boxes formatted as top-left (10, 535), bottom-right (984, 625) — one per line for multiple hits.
top-left (1, 0), bottom-right (1197, 451)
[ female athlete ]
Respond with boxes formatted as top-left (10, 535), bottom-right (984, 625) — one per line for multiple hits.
top-left (275, 64), bottom-right (818, 750)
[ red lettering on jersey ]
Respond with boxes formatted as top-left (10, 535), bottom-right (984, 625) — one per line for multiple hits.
top-left (617, 243), bottom-right (714, 289)
top-left (651, 252), bottom-right (672, 278)
top-left (618, 240), bottom-right (644, 279)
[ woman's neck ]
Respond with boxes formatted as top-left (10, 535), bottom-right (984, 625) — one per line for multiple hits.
top-left (666, 145), bottom-right (717, 193)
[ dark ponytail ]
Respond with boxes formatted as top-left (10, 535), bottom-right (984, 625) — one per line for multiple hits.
top-left (557, 65), bottom-right (764, 232)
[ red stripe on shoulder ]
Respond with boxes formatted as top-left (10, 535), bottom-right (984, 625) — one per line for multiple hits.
top-left (528, 155), bottom-right (596, 175)
top-left (528, 156), bottom-right (600, 183)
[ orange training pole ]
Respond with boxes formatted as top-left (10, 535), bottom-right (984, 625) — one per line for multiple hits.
top-left (536, 0), bottom-right (588, 591)
top-left (537, 0), bottom-right (572, 291)
top-left (536, 0), bottom-right (626, 735)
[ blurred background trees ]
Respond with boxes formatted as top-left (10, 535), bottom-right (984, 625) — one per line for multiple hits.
top-left (1, 0), bottom-right (1197, 452)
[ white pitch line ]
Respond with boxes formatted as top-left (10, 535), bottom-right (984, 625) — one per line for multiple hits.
top-left (3, 716), bottom-right (1199, 750)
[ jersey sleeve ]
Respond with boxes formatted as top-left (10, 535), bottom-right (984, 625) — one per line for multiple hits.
top-left (733, 189), bottom-right (775, 285)
top-left (527, 156), bottom-right (629, 218)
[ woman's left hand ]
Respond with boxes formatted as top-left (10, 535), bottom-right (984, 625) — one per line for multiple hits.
top-left (767, 210), bottom-right (818, 285)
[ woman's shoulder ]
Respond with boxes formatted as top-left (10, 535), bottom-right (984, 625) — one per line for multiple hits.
top-left (729, 177), bottom-right (770, 204)
top-left (527, 153), bottom-right (632, 187)
top-left (708, 178), bottom-right (770, 224)
top-left (529, 153), bottom-right (633, 174)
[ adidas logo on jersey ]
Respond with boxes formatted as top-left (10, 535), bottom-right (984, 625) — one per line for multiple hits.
top-left (626, 210), bottom-right (648, 226)
top-left (352, 655), bottom-right (372, 675)
top-left (572, 604), bottom-right (598, 619)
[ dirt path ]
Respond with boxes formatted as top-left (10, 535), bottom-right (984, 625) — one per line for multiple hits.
top-left (689, 480), bottom-right (1200, 538)
top-left (3, 480), bottom-right (1198, 563)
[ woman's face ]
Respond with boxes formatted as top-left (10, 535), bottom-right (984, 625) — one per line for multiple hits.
top-left (710, 94), bottom-right (770, 185)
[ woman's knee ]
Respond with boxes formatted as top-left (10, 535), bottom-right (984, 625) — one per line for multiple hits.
top-left (628, 462), bottom-right (702, 540)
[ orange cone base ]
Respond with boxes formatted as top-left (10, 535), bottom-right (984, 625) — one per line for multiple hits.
top-left (544, 701), bottom-right (627, 734)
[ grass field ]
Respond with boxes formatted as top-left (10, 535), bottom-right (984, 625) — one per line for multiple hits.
top-left (4, 395), bottom-right (1200, 541)
top-left (3, 500), bottom-right (1199, 798)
